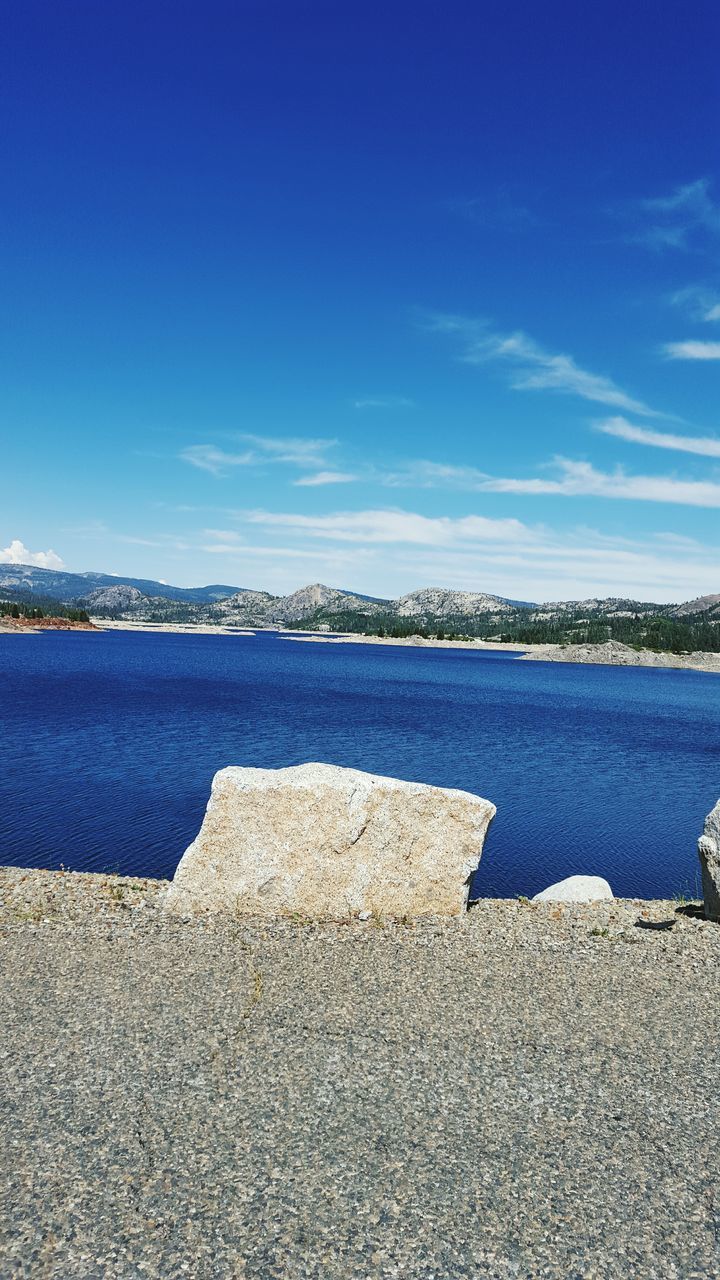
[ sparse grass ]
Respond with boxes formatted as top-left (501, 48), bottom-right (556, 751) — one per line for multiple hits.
top-left (4, 902), bottom-right (57, 924)
top-left (282, 908), bottom-right (315, 925)
top-left (590, 926), bottom-right (610, 938)
top-left (672, 873), bottom-right (702, 907)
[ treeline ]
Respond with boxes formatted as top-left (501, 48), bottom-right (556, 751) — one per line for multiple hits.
top-left (293, 609), bottom-right (476, 641)
top-left (0, 597), bottom-right (90, 623)
top-left (497, 614), bottom-right (720, 652)
top-left (86, 600), bottom-right (225, 624)
top-left (294, 607), bottom-right (720, 653)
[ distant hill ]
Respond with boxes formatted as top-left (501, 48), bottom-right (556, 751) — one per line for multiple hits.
top-left (394, 588), bottom-right (532, 618)
top-left (0, 563), bottom-right (245, 605)
top-left (671, 593), bottom-right (720, 618)
top-left (216, 583), bottom-right (391, 626)
top-left (2, 561), bottom-right (719, 653)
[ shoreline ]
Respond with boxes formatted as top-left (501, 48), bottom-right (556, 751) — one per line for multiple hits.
top-left (90, 618), bottom-right (258, 635)
top-left (282, 631), bottom-right (530, 652)
top-left (4, 616), bottom-right (715, 675)
top-left (282, 629), bottom-right (720, 673)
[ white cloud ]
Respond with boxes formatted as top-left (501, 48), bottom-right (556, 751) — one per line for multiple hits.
top-left (381, 460), bottom-right (489, 489)
top-left (237, 434), bottom-right (334, 465)
top-left (336, 446), bottom-right (720, 507)
top-left (670, 285), bottom-right (720, 323)
top-left (221, 506), bottom-right (720, 602)
top-left (426, 313), bottom-right (661, 417)
top-left (352, 396), bottom-right (414, 410)
top-left (180, 445), bottom-right (256, 475)
top-left (628, 178), bottom-right (720, 252)
top-left (0, 539), bottom-right (65, 570)
top-left (596, 415), bottom-right (720, 458)
top-left (482, 458), bottom-right (720, 508)
top-left (244, 507), bottom-right (534, 546)
top-left (339, 449), bottom-right (720, 508)
top-left (180, 434), bottom-right (335, 477)
top-left (663, 340), bottom-right (720, 361)
top-left (293, 471), bottom-right (358, 487)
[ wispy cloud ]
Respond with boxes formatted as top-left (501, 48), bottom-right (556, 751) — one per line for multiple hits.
top-left (293, 471), bottom-right (358, 487)
top-left (237, 434), bottom-right (333, 465)
top-left (482, 458), bottom-right (720, 508)
top-left (373, 446), bottom-right (720, 508)
top-left (447, 186), bottom-right (536, 229)
top-left (180, 434), bottom-right (335, 477)
top-left (597, 416), bottom-right (720, 458)
top-left (0, 538), bottom-right (65, 570)
top-left (180, 445), bottom-right (256, 475)
top-left (352, 396), bottom-right (415, 410)
top-left (669, 285), bottom-right (720, 323)
top-left (663, 340), bottom-right (720, 361)
top-left (625, 177), bottom-right (720, 252)
top-left (243, 507), bottom-right (529, 546)
top-left (380, 460), bottom-right (489, 489)
top-left (426, 313), bottom-right (662, 417)
top-left (220, 507), bottom-right (720, 601)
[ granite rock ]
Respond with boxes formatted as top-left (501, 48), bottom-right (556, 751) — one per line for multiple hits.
top-left (532, 874), bottom-right (614, 904)
top-left (698, 799), bottom-right (720, 922)
top-left (164, 762), bottom-right (495, 919)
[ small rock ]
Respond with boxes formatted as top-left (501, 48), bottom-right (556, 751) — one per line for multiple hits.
top-left (532, 875), bottom-right (614, 904)
top-left (698, 799), bottom-right (720, 922)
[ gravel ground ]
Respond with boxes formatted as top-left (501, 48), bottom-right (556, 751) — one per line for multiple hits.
top-left (1, 866), bottom-right (719, 1280)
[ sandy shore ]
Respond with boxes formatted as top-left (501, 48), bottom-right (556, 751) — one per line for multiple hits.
top-left (283, 632), bottom-right (531, 652)
top-left (285, 631), bottom-right (720, 673)
top-left (91, 619), bottom-right (257, 636)
top-left (2, 864), bottom-right (719, 1278)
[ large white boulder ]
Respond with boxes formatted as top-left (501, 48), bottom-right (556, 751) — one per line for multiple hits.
top-left (698, 799), bottom-right (720, 922)
top-left (165, 763), bottom-right (496, 919)
top-left (532, 875), bottom-right (614, 904)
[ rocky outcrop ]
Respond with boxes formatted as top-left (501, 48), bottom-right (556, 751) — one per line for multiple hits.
top-left (85, 585), bottom-right (147, 611)
top-left (275, 584), bottom-right (384, 621)
top-left (532, 875), bottom-right (614, 904)
top-left (219, 590), bottom-right (277, 625)
top-left (671, 594), bottom-right (720, 618)
top-left (395, 588), bottom-right (523, 618)
top-left (219, 584), bottom-right (386, 625)
top-left (521, 640), bottom-right (720, 673)
top-left (698, 800), bottom-right (720, 922)
top-left (164, 763), bottom-right (496, 919)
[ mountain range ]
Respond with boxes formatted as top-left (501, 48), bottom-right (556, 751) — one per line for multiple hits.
top-left (1, 563), bottom-right (719, 639)
top-left (0, 563), bottom-right (242, 605)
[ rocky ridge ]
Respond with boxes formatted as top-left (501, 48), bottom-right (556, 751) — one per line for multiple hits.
top-left (3, 562), bottom-right (720, 654)
top-left (521, 638), bottom-right (720, 672)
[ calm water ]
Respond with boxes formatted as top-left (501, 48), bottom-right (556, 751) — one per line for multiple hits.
top-left (1, 629), bottom-right (719, 899)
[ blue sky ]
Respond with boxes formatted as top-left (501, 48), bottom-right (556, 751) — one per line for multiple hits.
top-left (2, 0), bottom-right (719, 602)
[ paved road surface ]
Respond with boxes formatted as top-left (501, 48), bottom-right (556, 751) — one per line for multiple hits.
top-left (1, 871), bottom-right (719, 1279)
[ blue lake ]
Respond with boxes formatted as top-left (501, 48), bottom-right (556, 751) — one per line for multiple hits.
top-left (1, 629), bottom-right (719, 899)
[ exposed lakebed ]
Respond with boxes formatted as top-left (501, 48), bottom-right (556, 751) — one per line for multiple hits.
top-left (1, 628), bottom-right (719, 899)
